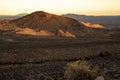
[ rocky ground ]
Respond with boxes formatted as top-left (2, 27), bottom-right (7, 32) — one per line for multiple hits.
top-left (89, 52), bottom-right (120, 80)
top-left (0, 35), bottom-right (120, 80)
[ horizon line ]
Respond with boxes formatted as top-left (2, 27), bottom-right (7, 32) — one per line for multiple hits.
top-left (0, 11), bottom-right (120, 16)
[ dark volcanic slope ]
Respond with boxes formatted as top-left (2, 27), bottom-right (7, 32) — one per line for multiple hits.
top-left (11, 11), bottom-right (83, 32)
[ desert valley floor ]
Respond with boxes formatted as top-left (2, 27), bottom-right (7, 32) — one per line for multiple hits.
top-left (0, 35), bottom-right (120, 80)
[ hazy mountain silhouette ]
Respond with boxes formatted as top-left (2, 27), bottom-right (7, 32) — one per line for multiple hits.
top-left (0, 13), bottom-right (28, 20)
top-left (63, 14), bottom-right (120, 28)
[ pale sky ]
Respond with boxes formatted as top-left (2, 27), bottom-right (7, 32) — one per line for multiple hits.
top-left (0, 0), bottom-right (120, 15)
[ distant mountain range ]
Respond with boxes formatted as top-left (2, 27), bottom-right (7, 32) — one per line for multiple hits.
top-left (0, 13), bottom-right (28, 20)
top-left (63, 14), bottom-right (120, 28)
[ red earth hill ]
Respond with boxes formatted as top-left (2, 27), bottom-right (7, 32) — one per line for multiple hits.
top-left (10, 11), bottom-right (85, 37)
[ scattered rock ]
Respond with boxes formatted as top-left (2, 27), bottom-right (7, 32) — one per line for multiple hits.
top-left (95, 76), bottom-right (105, 80)
top-left (99, 51), bottom-right (112, 57)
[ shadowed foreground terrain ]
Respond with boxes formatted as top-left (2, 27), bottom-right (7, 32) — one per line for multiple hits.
top-left (0, 35), bottom-right (120, 80)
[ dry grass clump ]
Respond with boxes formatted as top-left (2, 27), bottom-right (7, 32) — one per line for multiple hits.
top-left (64, 60), bottom-right (97, 80)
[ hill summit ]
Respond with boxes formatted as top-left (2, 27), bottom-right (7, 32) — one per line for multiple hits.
top-left (7, 11), bottom-right (85, 37)
top-left (11, 11), bottom-right (82, 31)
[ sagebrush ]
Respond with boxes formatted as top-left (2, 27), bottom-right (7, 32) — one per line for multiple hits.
top-left (64, 60), bottom-right (97, 80)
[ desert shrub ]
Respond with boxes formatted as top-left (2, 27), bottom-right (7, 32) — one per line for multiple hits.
top-left (64, 60), bottom-right (97, 80)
